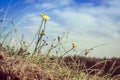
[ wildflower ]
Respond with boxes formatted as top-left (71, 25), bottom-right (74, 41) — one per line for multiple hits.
top-left (39, 31), bottom-right (44, 35)
top-left (40, 14), bottom-right (50, 20)
top-left (72, 43), bottom-right (77, 48)
top-left (84, 49), bottom-right (90, 56)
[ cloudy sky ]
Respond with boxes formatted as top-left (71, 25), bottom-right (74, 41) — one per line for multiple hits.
top-left (0, 0), bottom-right (120, 58)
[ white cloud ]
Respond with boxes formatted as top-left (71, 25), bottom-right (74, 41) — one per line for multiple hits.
top-left (21, 0), bottom-right (120, 58)
top-left (52, 8), bottom-right (120, 39)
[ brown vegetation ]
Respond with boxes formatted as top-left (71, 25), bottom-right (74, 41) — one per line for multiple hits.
top-left (0, 52), bottom-right (52, 80)
top-left (0, 49), bottom-right (120, 80)
top-left (62, 56), bottom-right (120, 78)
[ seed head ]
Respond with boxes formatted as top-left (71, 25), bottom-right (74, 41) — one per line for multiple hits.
top-left (85, 49), bottom-right (90, 56)
top-left (72, 43), bottom-right (77, 48)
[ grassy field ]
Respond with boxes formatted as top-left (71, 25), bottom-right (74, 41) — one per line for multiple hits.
top-left (0, 47), bottom-right (120, 80)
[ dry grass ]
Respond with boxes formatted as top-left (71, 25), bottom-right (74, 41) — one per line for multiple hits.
top-left (0, 50), bottom-right (120, 80)
top-left (0, 51), bottom-right (52, 80)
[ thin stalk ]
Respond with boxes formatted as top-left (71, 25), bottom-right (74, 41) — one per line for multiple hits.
top-left (62, 48), bottom-right (74, 57)
top-left (34, 19), bottom-right (44, 54)
top-left (15, 30), bottom-right (23, 49)
top-left (0, 21), bottom-right (16, 39)
top-left (0, 0), bottom-right (12, 38)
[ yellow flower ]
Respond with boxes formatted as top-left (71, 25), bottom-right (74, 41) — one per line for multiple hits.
top-left (39, 31), bottom-right (44, 35)
top-left (41, 14), bottom-right (50, 20)
top-left (85, 49), bottom-right (90, 56)
top-left (72, 43), bottom-right (77, 48)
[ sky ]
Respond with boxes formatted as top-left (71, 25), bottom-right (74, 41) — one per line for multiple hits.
top-left (0, 0), bottom-right (120, 58)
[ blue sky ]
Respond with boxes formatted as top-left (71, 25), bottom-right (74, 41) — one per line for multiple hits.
top-left (0, 0), bottom-right (120, 58)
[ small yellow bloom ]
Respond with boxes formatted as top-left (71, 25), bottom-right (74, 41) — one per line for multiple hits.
top-left (85, 49), bottom-right (90, 56)
top-left (39, 31), bottom-right (44, 35)
top-left (72, 43), bottom-right (77, 48)
top-left (41, 14), bottom-right (50, 20)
